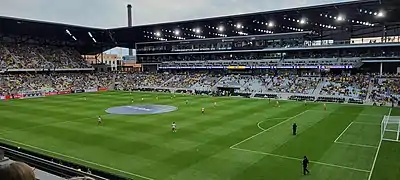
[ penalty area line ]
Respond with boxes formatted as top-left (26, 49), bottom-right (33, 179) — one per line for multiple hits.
top-left (368, 108), bottom-right (392, 180)
top-left (0, 138), bottom-right (155, 180)
top-left (230, 110), bottom-right (308, 148)
top-left (231, 147), bottom-right (370, 173)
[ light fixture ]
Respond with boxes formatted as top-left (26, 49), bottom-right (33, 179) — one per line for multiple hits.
top-left (155, 32), bottom-right (161, 37)
top-left (377, 12), bottom-right (384, 17)
top-left (268, 22), bottom-right (274, 27)
top-left (218, 25), bottom-right (224, 32)
top-left (300, 19), bottom-right (306, 24)
top-left (195, 28), bottom-right (201, 34)
top-left (174, 30), bottom-right (180, 35)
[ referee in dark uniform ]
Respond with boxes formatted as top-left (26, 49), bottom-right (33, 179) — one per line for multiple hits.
top-left (303, 156), bottom-right (310, 175)
top-left (292, 123), bottom-right (297, 135)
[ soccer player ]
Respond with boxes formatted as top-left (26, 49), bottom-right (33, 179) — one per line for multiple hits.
top-left (201, 107), bottom-right (205, 114)
top-left (97, 116), bottom-right (102, 125)
top-left (302, 156), bottom-right (310, 175)
top-left (304, 100), bottom-right (307, 107)
top-left (131, 98), bottom-right (134, 103)
top-left (84, 96), bottom-right (87, 101)
top-left (172, 122), bottom-right (177, 132)
top-left (141, 97), bottom-right (144, 101)
top-left (292, 123), bottom-right (297, 135)
top-left (214, 102), bottom-right (217, 107)
top-left (156, 96), bottom-right (159, 100)
top-left (324, 103), bottom-right (327, 111)
top-left (185, 100), bottom-right (189, 105)
top-left (276, 101), bottom-right (280, 107)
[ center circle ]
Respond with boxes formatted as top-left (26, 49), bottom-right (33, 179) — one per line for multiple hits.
top-left (105, 104), bottom-right (178, 115)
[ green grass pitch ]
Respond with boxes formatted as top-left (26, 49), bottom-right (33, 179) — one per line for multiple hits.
top-left (0, 91), bottom-right (400, 180)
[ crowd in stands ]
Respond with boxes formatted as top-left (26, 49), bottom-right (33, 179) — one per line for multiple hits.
top-left (0, 70), bottom-right (399, 105)
top-left (320, 74), bottom-right (369, 99)
top-left (163, 73), bottom-right (203, 88)
top-left (0, 43), bottom-right (91, 70)
top-left (371, 74), bottom-right (400, 102)
top-left (0, 73), bottom-right (113, 95)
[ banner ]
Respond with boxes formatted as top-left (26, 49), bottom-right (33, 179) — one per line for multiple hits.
top-left (74, 89), bottom-right (85, 93)
top-left (22, 93), bottom-right (43, 99)
top-left (98, 87), bottom-right (108, 92)
top-left (45, 92), bottom-right (58, 96)
top-left (85, 88), bottom-right (98, 93)
top-left (57, 90), bottom-right (71, 95)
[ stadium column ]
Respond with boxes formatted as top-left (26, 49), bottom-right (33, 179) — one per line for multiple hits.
top-left (127, 4), bottom-right (133, 56)
top-left (380, 62), bottom-right (383, 76)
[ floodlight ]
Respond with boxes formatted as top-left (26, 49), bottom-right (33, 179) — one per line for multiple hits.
top-left (300, 19), bottom-right (306, 24)
top-left (195, 28), bottom-right (201, 34)
top-left (377, 12), bottom-right (384, 17)
top-left (155, 32), bottom-right (161, 37)
top-left (218, 26), bottom-right (224, 32)
top-left (174, 30), bottom-right (180, 35)
top-left (268, 22), bottom-right (274, 27)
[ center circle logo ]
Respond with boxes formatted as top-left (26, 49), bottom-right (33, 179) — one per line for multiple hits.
top-left (105, 104), bottom-right (178, 115)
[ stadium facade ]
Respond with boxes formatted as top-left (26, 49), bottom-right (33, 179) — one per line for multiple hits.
top-left (1, 0), bottom-right (400, 179)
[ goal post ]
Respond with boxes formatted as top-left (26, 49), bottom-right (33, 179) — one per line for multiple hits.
top-left (381, 115), bottom-right (400, 142)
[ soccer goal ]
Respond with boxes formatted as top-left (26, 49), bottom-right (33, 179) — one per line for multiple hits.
top-left (381, 115), bottom-right (400, 142)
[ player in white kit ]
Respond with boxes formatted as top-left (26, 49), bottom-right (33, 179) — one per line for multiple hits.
top-left (172, 122), bottom-right (177, 132)
top-left (97, 116), bottom-right (102, 125)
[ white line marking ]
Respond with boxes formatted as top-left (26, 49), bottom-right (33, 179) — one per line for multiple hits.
top-left (352, 122), bottom-right (380, 126)
top-left (0, 138), bottom-right (155, 180)
top-left (230, 110), bottom-right (308, 148)
top-left (307, 110), bottom-right (385, 117)
top-left (231, 147), bottom-right (370, 173)
top-left (257, 117), bottom-right (293, 131)
top-left (334, 122), bottom-right (354, 143)
top-left (397, 118), bottom-right (400, 141)
top-left (334, 141), bottom-right (377, 149)
top-left (257, 121), bottom-right (266, 131)
top-left (368, 108), bottom-right (392, 180)
top-left (382, 138), bottom-right (400, 143)
top-left (0, 115), bottom-right (113, 135)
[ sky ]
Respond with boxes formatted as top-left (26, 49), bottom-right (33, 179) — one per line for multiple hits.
top-left (0, 0), bottom-right (351, 55)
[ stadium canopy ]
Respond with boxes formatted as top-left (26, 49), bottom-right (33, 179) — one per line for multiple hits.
top-left (0, 16), bottom-right (116, 54)
top-left (111, 0), bottom-right (400, 48)
top-left (1, 0), bottom-right (400, 53)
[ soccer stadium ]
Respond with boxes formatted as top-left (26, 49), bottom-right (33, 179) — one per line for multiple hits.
top-left (1, 0), bottom-right (400, 180)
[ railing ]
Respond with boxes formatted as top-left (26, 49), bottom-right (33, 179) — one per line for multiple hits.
top-left (0, 143), bottom-right (130, 180)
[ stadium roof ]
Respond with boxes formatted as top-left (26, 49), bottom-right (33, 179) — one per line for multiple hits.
top-left (111, 0), bottom-right (400, 48)
top-left (0, 16), bottom-right (116, 54)
top-left (1, 0), bottom-right (400, 53)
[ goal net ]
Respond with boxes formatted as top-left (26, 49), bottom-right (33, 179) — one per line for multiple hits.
top-left (381, 115), bottom-right (400, 142)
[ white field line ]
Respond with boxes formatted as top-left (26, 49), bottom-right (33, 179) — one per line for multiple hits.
top-left (334, 122), bottom-right (354, 143)
top-left (230, 110), bottom-right (308, 148)
top-left (368, 108), bottom-right (392, 180)
top-left (352, 122), bottom-right (380, 126)
top-left (231, 147), bottom-right (370, 173)
top-left (256, 117), bottom-right (292, 131)
top-left (307, 110), bottom-right (386, 118)
top-left (334, 141), bottom-right (377, 149)
top-left (0, 138), bottom-right (155, 180)
top-left (397, 119), bottom-right (400, 141)
top-left (382, 138), bottom-right (400, 143)
top-left (0, 115), bottom-right (113, 135)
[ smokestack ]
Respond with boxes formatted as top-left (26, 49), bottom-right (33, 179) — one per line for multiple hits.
top-left (127, 4), bottom-right (133, 56)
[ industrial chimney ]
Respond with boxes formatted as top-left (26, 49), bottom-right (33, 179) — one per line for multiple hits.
top-left (127, 4), bottom-right (133, 56)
